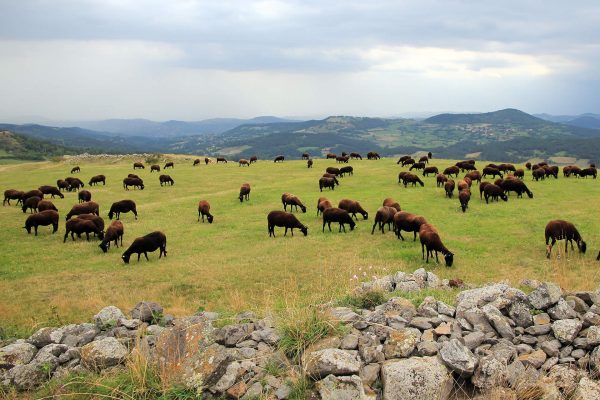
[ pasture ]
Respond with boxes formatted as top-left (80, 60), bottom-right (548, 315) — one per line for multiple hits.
top-left (1, 156), bottom-right (599, 335)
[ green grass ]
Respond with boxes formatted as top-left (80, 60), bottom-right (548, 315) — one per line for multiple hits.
top-left (0, 156), bottom-right (599, 334)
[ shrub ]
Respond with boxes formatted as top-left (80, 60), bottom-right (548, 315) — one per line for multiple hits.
top-left (339, 290), bottom-right (387, 310)
top-left (145, 153), bottom-right (162, 164)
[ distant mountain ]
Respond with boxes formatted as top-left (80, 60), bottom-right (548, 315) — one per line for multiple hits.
top-left (535, 113), bottom-right (600, 130)
top-left (0, 130), bottom-right (79, 160)
top-left (425, 108), bottom-right (547, 127)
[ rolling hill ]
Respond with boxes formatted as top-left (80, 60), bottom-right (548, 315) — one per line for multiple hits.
top-left (0, 130), bottom-right (79, 160)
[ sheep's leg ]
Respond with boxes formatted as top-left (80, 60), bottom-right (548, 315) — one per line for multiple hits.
top-left (137, 253), bottom-right (141, 261)
top-left (284, 227), bottom-right (288, 236)
top-left (371, 221), bottom-right (377, 234)
top-left (71, 232), bottom-right (76, 241)
top-left (328, 222), bottom-right (332, 232)
top-left (144, 252), bottom-right (149, 261)
top-left (421, 243), bottom-right (425, 260)
top-left (435, 251), bottom-right (439, 263)
top-left (322, 221), bottom-right (326, 232)
top-left (34, 226), bottom-right (38, 236)
top-left (291, 228), bottom-right (294, 236)
top-left (413, 231), bottom-right (417, 241)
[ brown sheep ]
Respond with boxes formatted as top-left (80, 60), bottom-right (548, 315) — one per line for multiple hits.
top-left (239, 183), bottom-right (251, 202)
top-left (122, 231), bottom-right (167, 263)
top-left (371, 206), bottom-right (396, 234)
top-left (322, 208), bottom-right (356, 232)
top-left (301, 152), bottom-right (310, 160)
top-left (338, 199), bottom-right (368, 220)
top-left (456, 161), bottom-right (477, 172)
top-left (336, 155), bottom-right (349, 163)
top-left (501, 179), bottom-right (533, 198)
top-left (282, 193), bottom-right (307, 213)
top-left (216, 157), bottom-right (228, 163)
top-left (22, 196), bottom-right (41, 213)
top-left (401, 158), bottom-right (415, 166)
top-left (423, 166), bottom-right (438, 176)
top-left (159, 174), bottom-right (175, 186)
top-left (4, 189), bottom-right (24, 206)
top-left (77, 213), bottom-right (105, 238)
top-left (532, 168), bottom-right (546, 181)
top-left (66, 201), bottom-right (100, 220)
top-left (340, 166), bottom-right (353, 176)
top-left (133, 162), bottom-right (145, 169)
top-left (22, 189), bottom-right (44, 202)
top-left (483, 184), bottom-right (508, 203)
top-left (397, 155), bottom-right (411, 164)
top-left (38, 185), bottom-right (64, 199)
top-left (326, 167), bottom-right (341, 176)
top-left (544, 165), bottom-right (559, 179)
top-left (71, 166), bottom-right (80, 174)
top-left (109, 200), bottom-right (138, 220)
top-left (498, 163), bottom-right (516, 172)
top-left (128, 173), bottom-right (140, 179)
top-left (78, 190), bottom-right (92, 203)
top-left (205, 157), bottom-right (211, 164)
top-left (250, 156), bottom-right (258, 163)
top-left (239, 159), bottom-right (250, 167)
top-left (350, 152), bottom-right (362, 160)
top-left (319, 177), bottom-right (335, 191)
top-left (37, 199), bottom-right (58, 212)
top-left (88, 175), bottom-right (106, 186)
top-left (443, 166), bottom-right (460, 178)
top-left (444, 180), bottom-right (455, 198)
top-left (479, 181), bottom-right (491, 199)
top-left (123, 177), bottom-right (145, 190)
top-left (268, 211), bottom-right (308, 237)
top-left (457, 179), bottom-right (470, 192)
top-left (458, 189), bottom-right (470, 212)
top-left (99, 220), bottom-right (124, 252)
top-left (274, 155), bottom-right (285, 162)
top-left (164, 162), bottom-right (174, 169)
top-left (24, 210), bottom-right (59, 235)
top-left (545, 220), bottom-right (587, 258)
top-left (151, 164), bottom-right (160, 172)
top-left (398, 171), bottom-right (410, 184)
top-left (525, 162), bottom-right (532, 170)
top-left (409, 162), bottom-right (426, 171)
top-left (307, 159), bottom-right (313, 168)
top-left (578, 167), bottom-right (597, 179)
top-left (464, 171), bottom-right (482, 184)
top-left (402, 173), bottom-right (424, 187)
top-left (482, 167), bottom-right (503, 179)
top-left (197, 200), bottom-right (213, 223)
top-left (367, 152), bottom-right (380, 160)
top-left (418, 155), bottom-right (429, 164)
top-left (568, 166), bottom-right (582, 177)
top-left (436, 174), bottom-right (448, 187)
top-left (57, 180), bottom-right (70, 191)
top-left (322, 173), bottom-right (340, 185)
top-left (393, 211), bottom-right (427, 241)
top-left (419, 223), bottom-right (454, 266)
top-left (514, 169), bottom-right (524, 179)
top-left (65, 177), bottom-right (85, 191)
top-left (382, 198), bottom-right (401, 212)
top-left (64, 218), bottom-right (103, 242)
top-left (326, 153), bottom-right (337, 159)
top-left (193, 158), bottom-right (201, 166)
top-left (316, 197), bottom-right (333, 216)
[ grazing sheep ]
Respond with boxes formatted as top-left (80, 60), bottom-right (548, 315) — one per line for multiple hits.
top-left (393, 211), bottom-right (428, 241)
top-left (108, 200), bottom-right (138, 220)
top-left (302, 152), bottom-right (310, 160)
top-left (367, 151), bottom-right (381, 160)
top-left (464, 171), bottom-right (482, 184)
top-left (282, 193), bottom-right (307, 213)
top-left (66, 201), bottom-right (100, 220)
top-left (193, 159), bottom-right (200, 166)
top-left (322, 172), bottom-right (340, 185)
top-left (37, 199), bottom-right (58, 212)
top-left (482, 167), bottom-right (503, 179)
top-left (38, 185), bottom-right (64, 199)
top-left (22, 196), bottom-right (41, 213)
top-left (397, 155), bottom-right (411, 164)
top-left (22, 189), bottom-right (44, 202)
top-left (402, 173), bottom-right (424, 187)
top-left (205, 157), bottom-right (211, 165)
top-left (409, 162), bottom-right (426, 171)
top-left (326, 153), bottom-right (337, 159)
top-left (483, 184), bottom-right (508, 203)
top-left (133, 162), bottom-right (145, 169)
top-left (336, 155), bottom-right (350, 163)
top-left (319, 177), bottom-right (336, 191)
top-left (532, 164), bottom-right (540, 171)
top-left (122, 231), bottom-right (167, 263)
top-left (569, 166), bottom-right (582, 177)
top-left (514, 169), bottom-right (524, 179)
top-left (498, 163), bottom-right (516, 173)
top-left (444, 180), bottom-right (455, 198)
top-left (532, 168), bottom-right (546, 181)
top-left (216, 157), bottom-right (228, 163)
top-left (525, 162), bottom-right (532, 170)
top-left (239, 183), bottom-right (251, 202)
top-left (456, 161), bottom-right (477, 172)
top-left (382, 198), bottom-right (401, 212)
top-left (274, 155), bottom-right (285, 162)
top-left (65, 177), bottom-right (84, 191)
top-left (159, 174), bottom-right (175, 186)
top-left (123, 177), bottom-right (145, 190)
top-left (57, 180), bottom-right (70, 192)
top-left (401, 158), bottom-right (415, 167)
top-left (250, 156), bottom-right (258, 163)
top-left (479, 181), bottom-right (491, 199)
top-left (350, 152), bottom-right (362, 160)
top-left (371, 206), bottom-right (396, 234)
top-left (326, 167), bottom-right (341, 176)
top-left (164, 162), bottom-right (174, 169)
top-left (428, 152), bottom-right (433, 159)
top-left (316, 197), bottom-right (333, 216)
top-left (24, 210), bottom-right (59, 235)
top-left (307, 159), bottom-right (313, 168)
top-left (4, 189), bottom-right (24, 206)
top-left (128, 173), bottom-right (140, 179)
top-left (457, 179), bottom-right (470, 192)
top-left (436, 174), bottom-right (448, 187)
top-left (267, 211), bottom-right (308, 237)
top-left (578, 167), bottom-right (597, 179)
top-left (322, 208), bottom-right (356, 232)
top-left (239, 159), bottom-right (250, 167)
top-left (88, 175), bottom-right (106, 186)
top-left (423, 166), bottom-right (439, 176)
top-left (501, 179), bottom-right (533, 198)
top-left (63, 218), bottom-right (103, 242)
top-left (398, 171), bottom-right (410, 184)
top-left (78, 190), bottom-right (92, 203)
top-left (70, 166), bottom-right (80, 174)
top-left (99, 220), bottom-right (124, 252)
top-left (459, 189), bottom-right (471, 212)
top-left (419, 224), bottom-right (454, 266)
top-left (340, 166), bottom-right (353, 176)
top-left (151, 164), bottom-right (160, 172)
top-left (443, 166), bottom-right (460, 178)
top-left (545, 220), bottom-right (587, 258)
top-left (341, 152), bottom-right (348, 157)
top-left (419, 156), bottom-right (429, 164)
top-left (77, 213), bottom-right (105, 237)
top-left (197, 200), bottom-right (214, 223)
top-left (338, 199), bottom-right (368, 220)
top-left (544, 165), bottom-right (559, 179)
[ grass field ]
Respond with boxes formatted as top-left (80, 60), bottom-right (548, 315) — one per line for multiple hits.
top-left (1, 156), bottom-right (599, 335)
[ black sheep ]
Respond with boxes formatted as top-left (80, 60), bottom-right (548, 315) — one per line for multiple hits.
top-left (22, 196), bottom-right (41, 213)
top-left (483, 184), bottom-right (508, 203)
top-left (133, 162), bottom-right (145, 169)
top-left (123, 177), bottom-right (145, 190)
top-left (198, 200), bottom-right (214, 223)
top-left (239, 183), bottom-right (251, 202)
top-left (371, 206), bottom-right (396, 234)
top-left (444, 180), bottom-right (455, 198)
top-left (24, 210), bottom-right (59, 235)
top-left (319, 177), bottom-right (335, 192)
top-left (38, 185), bottom-right (64, 199)
top-left (4, 189), bottom-right (24, 206)
top-left (66, 201), bottom-right (100, 220)
top-left (545, 220), bottom-right (587, 258)
top-left (88, 175), bottom-right (106, 186)
top-left (402, 173), bottom-right (424, 187)
top-left (393, 211), bottom-right (427, 241)
top-left (273, 155), bottom-right (285, 162)
top-left (164, 162), bottom-right (174, 169)
top-left (108, 200), bottom-right (138, 220)
top-left (340, 166), bottom-right (353, 176)
top-left (64, 218), bottom-right (103, 242)
top-left (322, 208), bottom-right (356, 233)
top-left (458, 189), bottom-right (471, 212)
top-left (151, 164), bottom-right (161, 172)
top-left (338, 199), bottom-right (368, 220)
top-left (78, 190), bottom-right (92, 203)
top-left (419, 223), bottom-right (454, 267)
top-left (159, 174), bottom-right (175, 186)
top-left (37, 200), bottom-right (58, 212)
top-left (282, 193), bottom-right (307, 213)
top-left (99, 220), bottom-right (124, 253)
top-left (122, 231), bottom-right (167, 263)
top-left (267, 211), bottom-right (308, 236)
top-left (422, 166), bottom-right (438, 176)
top-left (409, 162), bottom-right (425, 171)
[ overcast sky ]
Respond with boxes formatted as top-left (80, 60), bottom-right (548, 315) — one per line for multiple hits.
top-left (0, 1), bottom-right (598, 121)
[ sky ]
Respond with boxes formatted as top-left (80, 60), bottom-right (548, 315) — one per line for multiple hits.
top-left (0, 0), bottom-right (599, 121)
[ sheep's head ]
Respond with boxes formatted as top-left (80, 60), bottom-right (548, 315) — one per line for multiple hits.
top-left (578, 240), bottom-right (587, 254)
top-left (300, 205), bottom-right (307, 213)
top-left (207, 215), bottom-right (214, 224)
top-left (99, 242), bottom-right (109, 253)
top-left (362, 211), bottom-right (368, 220)
top-left (527, 191), bottom-right (534, 199)
top-left (500, 194), bottom-right (508, 202)
top-left (444, 252), bottom-right (454, 267)
top-left (349, 220), bottom-right (356, 231)
top-left (300, 226), bottom-right (308, 236)
top-left (122, 253), bottom-right (131, 264)
top-left (108, 211), bottom-right (114, 220)
top-left (98, 230), bottom-right (105, 240)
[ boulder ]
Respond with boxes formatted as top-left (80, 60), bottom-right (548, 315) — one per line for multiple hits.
top-left (381, 356), bottom-right (452, 400)
top-left (472, 354), bottom-right (506, 389)
top-left (575, 376), bottom-right (600, 400)
top-left (80, 337), bottom-right (128, 371)
top-left (587, 326), bottom-right (600, 347)
top-left (552, 319), bottom-right (582, 343)
top-left (456, 284), bottom-right (510, 317)
top-left (27, 327), bottom-right (63, 348)
top-left (316, 375), bottom-right (366, 400)
top-left (547, 298), bottom-right (578, 320)
top-left (508, 301), bottom-right (533, 328)
top-left (439, 339), bottom-right (478, 377)
top-left (60, 323), bottom-right (99, 347)
top-left (517, 349), bottom-right (547, 369)
top-left (130, 301), bottom-right (163, 323)
top-left (212, 361), bottom-right (240, 393)
top-left (6, 363), bottom-right (48, 391)
top-left (304, 349), bottom-right (361, 379)
top-left (0, 341), bottom-right (37, 366)
top-left (528, 282), bottom-right (562, 310)
top-left (216, 323), bottom-right (253, 347)
top-left (93, 306), bottom-right (125, 329)
top-left (383, 328), bottom-right (419, 359)
top-left (482, 304), bottom-right (515, 339)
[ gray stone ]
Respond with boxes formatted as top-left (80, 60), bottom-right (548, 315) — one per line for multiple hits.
top-left (316, 374), bottom-right (366, 400)
top-left (6, 363), bottom-right (48, 391)
top-left (304, 349), bottom-right (360, 379)
top-left (383, 328), bottom-right (419, 359)
top-left (528, 282), bottom-right (562, 310)
top-left (590, 346), bottom-right (600, 377)
top-left (250, 328), bottom-right (280, 345)
top-left (145, 325), bottom-right (165, 336)
top-left (584, 312), bottom-right (600, 327)
top-left (341, 334), bottom-right (359, 350)
top-left (464, 308), bottom-right (496, 334)
top-left (588, 326), bottom-right (600, 347)
top-left (60, 323), bottom-right (99, 347)
top-left (572, 349), bottom-right (586, 359)
top-left (417, 341), bottom-right (438, 356)
top-left (541, 356), bottom-right (559, 371)
top-left (119, 318), bottom-right (142, 330)
top-left (437, 301), bottom-right (455, 317)
top-left (439, 339), bottom-right (477, 377)
top-left (93, 306), bottom-right (125, 330)
top-left (515, 344), bottom-right (533, 355)
top-left (394, 280), bottom-right (421, 293)
top-left (376, 297), bottom-right (416, 322)
top-left (508, 301), bottom-right (533, 328)
top-left (242, 382), bottom-right (263, 399)
top-left (541, 339), bottom-right (561, 357)
top-left (130, 301), bottom-right (163, 323)
top-left (482, 304), bottom-right (515, 339)
top-left (575, 376), bottom-right (600, 400)
top-left (213, 361), bottom-right (240, 393)
top-left (0, 341), bottom-right (37, 366)
top-left (456, 284), bottom-right (510, 317)
top-left (567, 295), bottom-right (590, 313)
top-left (409, 317), bottom-right (433, 330)
top-left (552, 319), bottom-right (582, 343)
top-left (560, 345), bottom-right (574, 358)
top-left (216, 323), bottom-right (253, 347)
top-left (80, 337), bottom-right (128, 371)
top-left (472, 355), bottom-right (506, 389)
top-left (548, 298), bottom-right (578, 320)
top-left (525, 324), bottom-right (552, 336)
top-left (27, 327), bottom-right (62, 348)
top-left (426, 272), bottom-right (442, 288)
top-left (381, 356), bottom-right (452, 400)
top-left (548, 364), bottom-right (583, 397)
top-left (360, 363), bottom-right (380, 386)
top-left (489, 340), bottom-right (517, 365)
top-left (276, 384), bottom-right (292, 400)
top-left (462, 331), bottom-right (485, 351)
top-left (518, 349), bottom-right (547, 369)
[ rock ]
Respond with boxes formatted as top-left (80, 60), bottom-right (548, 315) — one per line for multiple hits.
top-left (381, 356), bottom-right (452, 400)
top-left (439, 339), bottom-right (477, 377)
top-left (426, 272), bottom-right (442, 288)
top-left (250, 328), bottom-right (280, 345)
top-left (383, 328), bottom-right (419, 359)
top-left (525, 324), bottom-right (552, 336)
top-left (463, 331), bottom-right (485, 350)
top-left (533, 313), bottom-right (551, 325)
top-left (119, 318), bottom-right (142, 330)
top-left (528, 282), bottom-right (562, 310)
top-left (304, 349), bottom-right (360, 379)
top-left (548, 298), bottom-right (578, 320)
top-left (472, 354), bottom-right (506, 389)
top-left (437, 301), bottom-right (455, 317)
top-left (341, 334), bottom-right (359, 350)
top-left (575, 376), bottom-right (600, 400)
top-left (409, 317), bottom-right (433, 330)
top-left (541, 356), bottom-right (559, 371)
top-left (518, 349), bottom-right (547, 369)
top-left (276, 383), bottom-right (292, 399)
top-left (376, 297), bottom-right (416, 321)
top-left (590, 346), bottom-right (600, 377)
top-left (6, 363), bottom-right (48, 391)
top-left (360, 363), bottom-right (380, 386)
top-left (0, 341), bottom-right (37, 366)
top-left (60, 323), bottom-right (99, 347)
top-left (80, 337), bottom-right (128, 371)
top-left (567, 295), bottom-right (590, 314)
top-left (393, 280), bottom-right (421, 293)
top-left (316, 375), bottom-right (366, 400)
top-left (547, 364), bottom-right (582, 397)
top-left (213, 361), bottom-right (240, 393)
top-left (27, 327), bottom-right (63, 348)
top-left (456, 284), bottom-right (511, 316)
top-left (587, 326), bottom-right (600, 347)
top-left (146, 325), bottom-right (165, 336)
top-left (416, 297), bottom-right (438, 317)
top-left (327, 307), bottom-right (361, 323)
top-left (540, 339), bottom-right (561, 357)
top-left (32, 344), bottom-right (67, 371)
top-left (434, 323), bottom-right (452, 336)
top-left (552, 319), bottom-right (582, 343)
top-left (417, 341), bottom-right (438, 356)
top-left (482, 304), bottom-right (515, 339)
top-left (463, 308), bottom-right (495, 334)
top-left (509, 302), bottom-right (533, 328)
top-left (93, 306), bottom-right (125, 330)
top-left (226, 381), bottom-right (248, 398)
top-left (130, 301), bottom-right (163, 323)
top-left (489, 341), bottom-right (517, 365)
top-left (241, 382), bottom-right (263, 399)
top-left (216, 323), bottom-right (253, 347)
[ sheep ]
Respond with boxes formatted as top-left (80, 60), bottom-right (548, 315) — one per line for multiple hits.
top-left (341, 152), bottom-right (348, 157)
top-left (37, 199), bottom-right (58, 212)
top-left (338, 199), bottom-right (368, 220)
top-left (336, 156), bottom-right (349, 163)
top-left (532, 169), bottom-right (546, 181)
top-left (402, 173), bottom-right (424, 187)
top-left (66, 201), bottom-right (100, 220)
top-left (282, 193), bottom-right (307, 213)
top-left (216, 157), bottom-right (228, 163)
top-left (419, 156), bottom-right (429, 164)
top-left (367, 152), bottom-right (381, 160)
top-left (66, 177), bottom-right (84, 191)
top-left (568, 166), bottom-right (582, 177)
top-left (63, 218), bottom-right (103, 242)
top-left (164, 162), bottom-right (174, 169)
top-left (133, 162), bottom-right (145, 169)
top-left (274, 155), bottom-right (285, 162)
top-left (121, 231), bottom-right (167, 263)
top-left (532, 164), bottom-right (540, 171)
top-left (307, 159), bottom-right (313, 168)
top-left (382, 198), bottom-right (401, 212)
top-left (486, 163), bottom-right (500, 169)
top-left (108, 200), bottom-right (138, 220)
top-left (371, 206), bottom-right (396, 234)
top-left (397, 155), bottom-right (411, 164)
top-left (88, 175), bottom-right (106, 186)
top-left (401, 158), bottom-right (415, 166)
top-left (326, 167), bottom-right (341, 176)
top-left (578, 167), bottom-right (597, 179)
top-left (340, 166), bottom-right (353, 176)
top-left (409, 162), bottom-right (426, 171)
top-left (239, 159), bottom-right (250, 167)
top-left (428, 152), bottom-right (433, 159)
top-left (498, 163), bottom-right (516, 173)
top-left (205, 157), bottom-right (211, 165)
top-left (483, 184), bottom-right (508, 203)
top-left (436, 174), bottom-right (448, 187)
top-left (443, 166), bottom-right (460, 178)
top-left (393, 211), bottom-right (427, 241)
top-left (22, 189), bottom-right (44, 202)
top-left (444, 180), bottom-right (455, 198)
top-left (322, 208), bottom-right (356, 232)
top-left (419, 223), bottom-right (454, 266)
top-left (525, 162), bottom-right (532, 170)
top-left (316, 197), bottom-right (333, 216)
top-left (350, 152), bottom-right (362, 160)
top-left (151, 164), bottom-right (161, 172)
top-left (456, 161), bottom-right (477, 172)
top-left (457, 179), bottom-right (470, 192)
top-left (422, 166), bottom-right (439, 176)
top-left (545, 220), bottom-right (587, 258)
top-left (123, 177), bottom-right (145, 190)
top-left (193, 159), bottom-right (201, 166)
top-left (24, 210), bottom-right (59, 235)
top-left (479, 181), bottom-right (491, 199)
top-left (464, 171), bottom-right (481, 184)
top-left (326, 153), bottom-right (337, 159)
top-left (4, 189), bottom-right (24, 206)
top-left (398, 171), bottom-right (410, 184)
top-left (197, 200), bottom-right (214, 223)
top-left (544, 166), bottom-right (559, 179)
top-left (99, 220), bottom-right (124, 252)
top-left (501, 179), bottom-right (533, 198)
top-left (514, 169), bottom-right (524, 179)
top-left (128, 173), bottom-right (140, 178)
top-left (57, 180), bottom-right (70, 192)
top-left (250, 156), bottom-right (258, 163)
top-left (77, 213), bottom-right (105, 238)
top-left (268, 211), bottom-right (308, 237)
top-left (319, 177), bottom-right (335, 191)
top-left (70, 166), bottom-right (80, 174)
top-left (78, 190), bottom-right (92, 203)
top-left (539, 162), bottom-right (548, 167)
top-left (239, 183), bottom-right (251, 202)
top-left (38, 185), bottom-right (64, 199)
top-left (159, 174), bottom-right (175, 186)
top-left (302, 152), bottom-right (310, 160)
top-left (321, 173), bottom-right (339, 185)
top-left (482, 167), bottom-right (503, 179)
top-left (458, 189), bottom-right (470, 212)
top-left (22, 196), bottom-right (41, 213)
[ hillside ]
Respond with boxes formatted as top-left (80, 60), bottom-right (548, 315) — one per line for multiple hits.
top-left (0, 130), bottom-right (78, 160)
